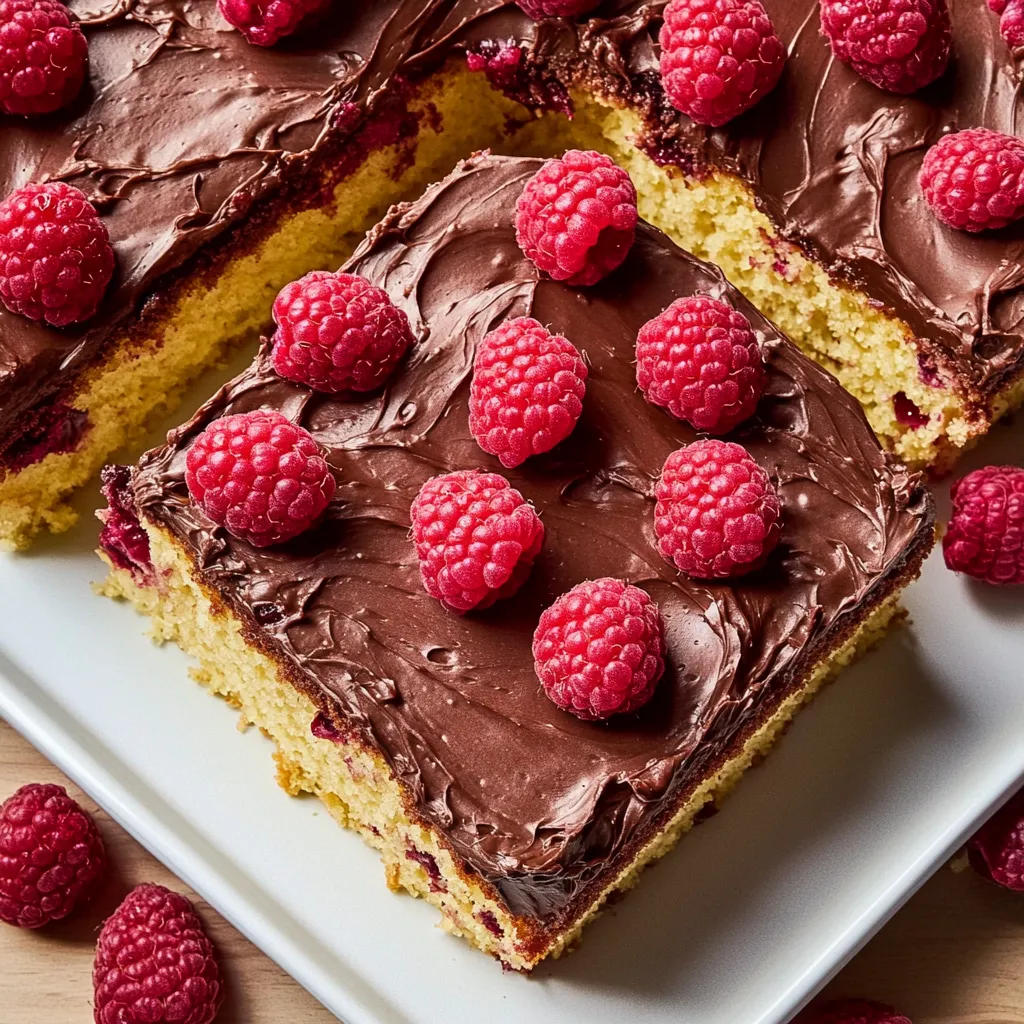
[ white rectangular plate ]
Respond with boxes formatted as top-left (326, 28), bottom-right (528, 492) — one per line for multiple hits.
top-left (1, 369), bottom-right (1022, 1024)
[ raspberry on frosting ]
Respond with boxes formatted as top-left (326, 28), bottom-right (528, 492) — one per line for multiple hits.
top-left (968, 787), bottom-right (1024, 891)
top-left (516, 0), bottom-right (599, 17)
top-left (411, 469), bottom-right (545, 613)
top-left (794, 998), bottom-right (913, 1024)
top-left (655, 438), bottom-right (781, 579)
top-left (515, 149), bottom-right (638, 286)
top-left (469, 316), bottom-right (588, 468)
top-left (819, 0), bottom-right (951, 95)
top-left (636, 294), bottom-right (765, 433)
top-left (271, 270), bottom-right (413, 394)
top-left (532, 578), bottom-right (665, 721)
top-left (0, 181), bottom-right (115, 327)
top-left (658, 0), bottom-right (786, 128)
top-left (218, 0), bottom-right (325, 46)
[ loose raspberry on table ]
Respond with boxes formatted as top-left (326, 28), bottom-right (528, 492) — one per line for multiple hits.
top-left (920, 128), bottom-right (1024, 233)
top-left (0, 0), bottom-right (88, 115)
top-left (411, 469), bottom-right (544, 613)
top-left (658, 0), bottom-right (785, 127)
top-left (516, 0), bottom-right (599, 17)
top-left (819, 0), bottom-right (951, 95)
top-left (533, 578), bottom-right (665, 721)
top-left (218, 0), bottom-right (324, 46)
top-left (0, 181), bottom-right (114, 326)
top-left (469, 316), bottom-right (588, 468)
top-left (942, 465), bottom-right (1024, 585)
top-left (794, 998), bottom-right (913, 1024)
top-left (515, 150), bottom-right (638, 286)
top-left (93, 883), bottom-right (222, 1024)
top-left (271, 270), bottom-right (413, 394)
top-left (655, 438), bottom-right (781, 579)
top-left (185, 409), bottom-right (336, 548)
top-left (967, 787), bottom-right (1024, 891)
top-left (0, 783), bottom-right (105, 929)
top-left (636, 294), bottom-right (765, 433)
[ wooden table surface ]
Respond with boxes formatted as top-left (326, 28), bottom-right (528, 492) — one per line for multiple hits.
top-left (1, 719), bottom-right (1022, 1024)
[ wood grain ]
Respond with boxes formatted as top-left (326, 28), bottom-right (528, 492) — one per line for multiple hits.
top-left (1, 718), bottom-right (1022, 1023)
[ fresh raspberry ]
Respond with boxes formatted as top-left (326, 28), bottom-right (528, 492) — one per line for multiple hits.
top-left (0, 783), bottom-right (105, 929)
top-left (533, 578), bottom-right (665, 721)
top-left (655, 439), bottom-right (781, 578)
top-left (515, 150), bottom-right (638, 287)
top-left (658, 0), bottom-right (785, 127)
top-left (967, 788), bottom-right (1024, 891)
top-left (819, 0), bottom-right (951, 95)
top-left (185, 410), bottom-right (335, 548)
top-left (942, 465), bottom-right (1024, 585)
top-left (794, 999), bottom-right (913, 1024)
top-left (469, 316), bottom-right (588, 468)
top-left (218, 0), bottom-right (324, 46)
top-left (0, 182), bottom-right (114, 327)
top-left (920, 129), bottom-right (1024, 233)
top-left (410, 469), bottom-right (544, 613)
top-left (999, 1), bottom-right (1024, 46)
top-left (93, 883), bottom-right (222, 1024)
top-left (271, 270), bottom-right (413, 394)
top-left (515, 0), bottom-right (599, 17)
top-left (0, 0), bottom-right (88, 116)
top-left (636, 295), bottom-right (765, 433)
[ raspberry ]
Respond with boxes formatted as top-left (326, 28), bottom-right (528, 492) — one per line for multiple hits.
top-left (410, 470), bottom-right (545, 613)
top-left (0, 0), bottom-right (88, 116)
top-left (967, 788), bottom-right (1024, 891)
top-left (516, 0), bottom-right (599, 17)
top-left (794, 999), bottom-right (913, 1024)
top-left (515, 150), bottom-right (638, 287)
top-left (218, 0), bottom-right (324, 46)
top-left (93, 883), bottom-right (222, 1024)
top-left (532, 578), bottom-right (665, 721)
top-left (271, 270), bottom-right (413, 394)
top-left (655, 439), bottom-right (781, 578)
top-left (998, 1), bottom-right (1024, 47)
top-left (469, 316), bottom-right (588, 468)
top-left (942, 465), bottom-right (1024, 585)
top-left (0, 783), bottom-right (105, 929)
top-left (185, 410), bottom-right (336, 548)
top-left (636, 295), bottom-right (765, 433)
top-left (658, 0), bottom-right (785, 127)
top-left (819, 0), bottom-right (951, 95)
top-left (920, 128), bottom-right (1024, 233)
top-left (0, 182), bottom-right (114, 327)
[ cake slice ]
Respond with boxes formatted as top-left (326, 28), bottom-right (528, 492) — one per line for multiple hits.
top-left (98, 153), bottom-right (935, 970)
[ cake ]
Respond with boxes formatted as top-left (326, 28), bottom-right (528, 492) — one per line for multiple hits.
top-left (97, 152), bottom-right (936, 970)
top-left (3, 0), bottom-right (1020, 547)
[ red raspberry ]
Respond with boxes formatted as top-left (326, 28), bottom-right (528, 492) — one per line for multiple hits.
top-left (999, 1), bottom-right (1024, 46)
top-left (942, 465), bottom-right (1024, 585)
top-left (515, 0), bottom-right (599, 17)
top-left (0, 0), bottom-right (88, 116)
top-left (819, 0), bottom-right (951, 95)
top-left (636, 295), bottom-right (765, 433)
top-left (469, 316), bottom-right (588, 468)
top-left (218, 0), bottom-right (324, 46)
top-left (410, 470), bottom-right (544, 613)
top-left (0, 783), bottom-right (105, 929)
top-left (185, 410), bottom-right (336, 548)
top-left (794, 999), bottom-right (912, 1024)
top-left (515, 150), bottom-right (638, 287)
top-left (533, 578), bottom-right (665, 721)
top-left (0, 182), bottom-right (114, 327)
top-left (658, 0), bottom-right (785, 127)
top-left (655, 439), bottom-right (781, 579)
top-left (93, 883), bottom-right (222, 1024)
top-left (920, 129), bottom-right (1024, 233)
top-left (967, 788), bottom-right (1024, 891)
top-left (271, 270), bottom-right (413, 394)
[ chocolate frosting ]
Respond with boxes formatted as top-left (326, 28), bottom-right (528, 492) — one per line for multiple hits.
top-left (131, 154), bottom-right (933, 923)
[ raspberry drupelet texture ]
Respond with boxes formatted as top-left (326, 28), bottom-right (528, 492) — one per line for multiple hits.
top-left (515, 150), bottom-right (638, 286)
top-left (0, 0), bottom-right (88, 116)
top-left (0, 783), bottom-right (106, 929)
top-left (469, 316), bottom-right (588, 468)
top-left (410, 469), bottom-right (545, 613)
top-left (658, 0), bottom-right (785, 128)
top-left (794, 999), bottom-right (913, 1024)
top-left (990, 0), bottom-right (1024, 47)
top-left (93, 883), bottom-right (222, 1024)
top-left (943, 465), bottom-right (1024, 585)
top-left (533, 578), bottom-right (665, 721)
top-left (516, 0), bottom-right (599, 17)
top-left (271, 270), bottom-right (413, 394)
top-left (0, 182), bottom-right (114, 327)
top-left (655, 439), bottom-right (781, 579)
top-left (218, 0), bottom-right (324, 46)
top-left (967, 788), bottom-right (1024, 891)
top-left (636, 295), bottom-right (765, 433)
top-left (920, 128), bottom-right (1024, 233)
top-left (185, 410), bottom-right (336, 548)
